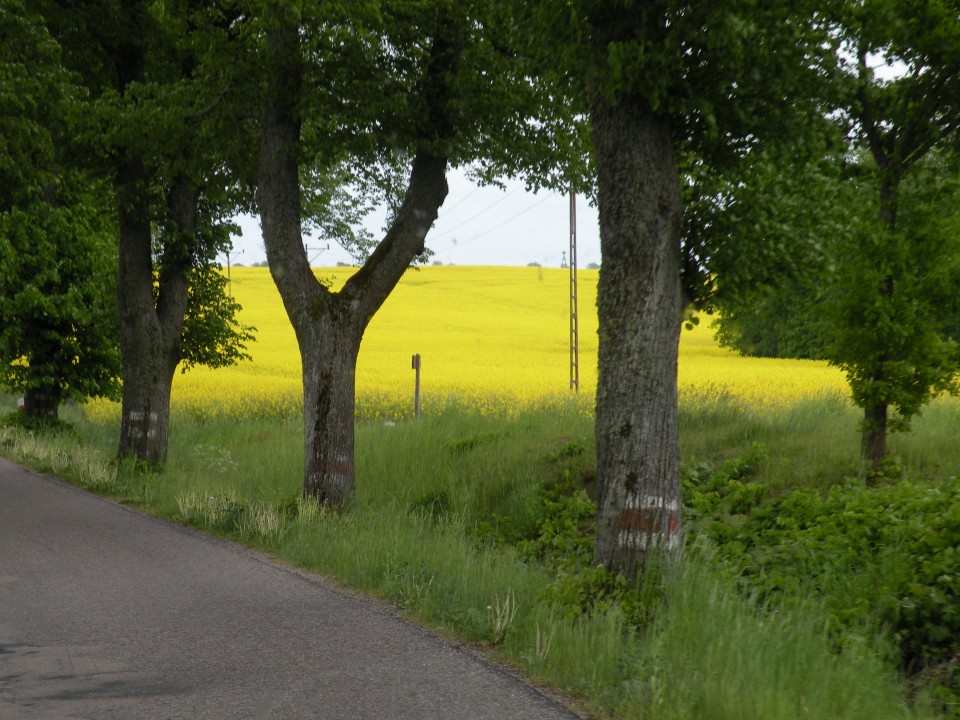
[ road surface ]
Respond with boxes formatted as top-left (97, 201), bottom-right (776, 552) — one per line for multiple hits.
top-left (0, 457), bottom-right (581, 719)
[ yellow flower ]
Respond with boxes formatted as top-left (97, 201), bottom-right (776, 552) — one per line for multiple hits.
top-left (85, 266), bottom-right (850, 423)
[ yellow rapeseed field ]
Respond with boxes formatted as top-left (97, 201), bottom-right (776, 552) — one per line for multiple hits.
top-left (85, 266), bottom-right (849, 422)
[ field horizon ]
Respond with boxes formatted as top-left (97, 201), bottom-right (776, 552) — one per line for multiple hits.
top-left (86, 265), bottom-right (851, 423)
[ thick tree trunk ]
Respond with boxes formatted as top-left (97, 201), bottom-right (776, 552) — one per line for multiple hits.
top-left (300, 311), bottom-right (363, 505)
top-left (589, 93), bottom-right (685, 582)
top-left (117, 359), bottom-right (176, 464)
top-left (22, 387), bottom-right (60, 419)
top-left (257, 9), bottom-right (450, 506)
top-left (114, 163), bottom-right (193, 464)
top-left (115, 156), bottom-right (167, 463)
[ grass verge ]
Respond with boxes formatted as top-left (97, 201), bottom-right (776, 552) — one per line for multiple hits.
top-left (0, 392), bottom-right (951, 719)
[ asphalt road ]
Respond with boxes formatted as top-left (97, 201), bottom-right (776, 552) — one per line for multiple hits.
top-left (0, 457), bottom-right (581, 720)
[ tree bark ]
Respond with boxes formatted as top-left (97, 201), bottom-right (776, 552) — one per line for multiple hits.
top-left (257, 8), bottom-right (451, 506)
top-left (300, 306), bottom-right (362, 505)
top-left (115, 164), bottom-right (194, 464)
top-left (861, 402), bottom-right (888, 466)
top-left (589, 93), bottom-right (685, 582)
top-left (114, 154), bottom-right (166, 462)
top-left (22, 387), bottom-right (61, 419)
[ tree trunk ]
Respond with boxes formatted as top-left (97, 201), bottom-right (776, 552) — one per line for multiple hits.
top-left (861, 402), bottom-right (888, 466)
top-left (114, 162), bottom-right (193, 464)
top-left (22, 387), bottom-right (60, 419)
top-left (300, 309), bottom-right (362, 505)
top-left (114, 155), bottom-right (166, 463)
top-left (106, 1), bottom-right (173, 464)
top-left (589, 93), bottom-right (685, 582)
top-left (859, 173), bottom-right (900, 466)
top-left (257, 8), bottom-right (451, 506)
top-left (117, 356), bottom-right (176, 464)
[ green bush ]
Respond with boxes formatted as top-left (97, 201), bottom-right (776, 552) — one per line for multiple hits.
top-left (682, 441), bottom-right (769, 521)
top-left (700, 474), bottom-right (960, 709)
top-left (1, 409), bottom-right (73, 435)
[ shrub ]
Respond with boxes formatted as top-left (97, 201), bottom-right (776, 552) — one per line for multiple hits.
top-left (701, 474), bottom-right (960, 708)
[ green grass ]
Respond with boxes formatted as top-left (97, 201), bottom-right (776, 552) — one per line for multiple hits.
top-left (1, 391), bottom-right (954, 719)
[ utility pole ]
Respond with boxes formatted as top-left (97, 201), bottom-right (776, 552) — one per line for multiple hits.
top-left (303, 242), bottom-right (331, 266)
top-left (411, 354), bottom-right (422, 419)
top-left (223, 249), bottom-right (243, 295)
top-left (569, 190), bottom-right (579, 393)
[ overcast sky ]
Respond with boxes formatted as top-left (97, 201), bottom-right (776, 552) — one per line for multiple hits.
top-left (228, 168), bottom-right (602, 268)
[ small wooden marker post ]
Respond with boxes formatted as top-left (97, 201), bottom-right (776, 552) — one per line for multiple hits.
top-left (411, 353), bottom-right (422, 419)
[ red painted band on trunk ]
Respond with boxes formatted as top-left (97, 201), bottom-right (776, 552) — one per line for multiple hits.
top-left (615, 507), bottom-right (680, 534)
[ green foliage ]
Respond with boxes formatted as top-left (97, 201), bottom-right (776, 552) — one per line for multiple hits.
top-left (824, 154), bottom-right (960, 432)
top-left (0, 2), bottom-right (121, 409)
top-left (541, 563), bottom-right (650, 624)
top-left (681, 442), bottom-right (768, 521)
top-left (0, 179), bottom-right (121, 406)
top-left (714, 149), bottom-right (960, 461)
top-left (713, 281), bottom-right (832, 359)
top-left (179, 264), bottom-right (256, 373)
top-left (701, 474), bottom-right (960, 707)
top-left (0, 410), bottom-right (72, 435)
top-left (515, 480), bottom-right (595, 564)
top-left (513, 0), bottom-right (834, 180)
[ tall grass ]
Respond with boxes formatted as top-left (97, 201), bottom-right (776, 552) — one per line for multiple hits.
top-left (1, 391), bottom-right (951, 719)
top-left (615, 555), bottom-right (929, 720)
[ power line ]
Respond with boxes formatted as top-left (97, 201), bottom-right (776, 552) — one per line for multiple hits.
top-left (436, 183), bottom-right (483, 215)
top-left (429, 185), bottom-right (525, 241)
top-left (431, 192), bottom-right (558, 255)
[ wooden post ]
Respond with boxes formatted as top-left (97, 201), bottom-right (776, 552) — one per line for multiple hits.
top-left (569, 189), bottom-right (579, 392)
top-left (411, 353), bottom-right (421, 419)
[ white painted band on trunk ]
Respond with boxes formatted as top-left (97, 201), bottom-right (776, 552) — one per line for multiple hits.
top-left (624, 494), bottom-right (679, 512)
top-left (617, 530), bottom-right (682, 550)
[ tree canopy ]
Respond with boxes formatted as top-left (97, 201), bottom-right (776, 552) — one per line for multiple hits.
top-left (0, 0), bottom-right (120, 417)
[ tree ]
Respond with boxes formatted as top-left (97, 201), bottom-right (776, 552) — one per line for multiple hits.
top-left (0, 1), bottom-right (120, 418)
top-left (513, 1), bottom-right (832, 580)
top-left (0, 181), bottom-right (121, 419)
top-left (696, 3), bottom-right (960, 468)
top-left (252, 0), bottom-right (580, 504)
top-left (825, 153), bottom-right (960, 464)
top-left (827, 1), bottom-right (960, 465)
top-left (38, 0), bottom-right (254, 461)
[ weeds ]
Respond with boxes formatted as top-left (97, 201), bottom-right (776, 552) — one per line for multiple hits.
top-left (1, 394), bottom-right (950, 720)
top-left (487, 589), bottom-right (518, 644)
top-left (0, 423), bottom-right (116, 490)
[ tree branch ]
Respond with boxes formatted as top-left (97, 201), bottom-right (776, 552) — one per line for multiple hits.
top-left (340, 9), bottom-right (463, 326)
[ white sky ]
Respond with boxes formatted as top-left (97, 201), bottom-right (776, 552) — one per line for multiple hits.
top-left (228, 168), bottom-right (602, 268)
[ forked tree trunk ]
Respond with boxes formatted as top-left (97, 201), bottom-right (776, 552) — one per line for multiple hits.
top-left (589, 92), bottom-right (685, 582)
top-left (257, 8), bottom-right (452, 506)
